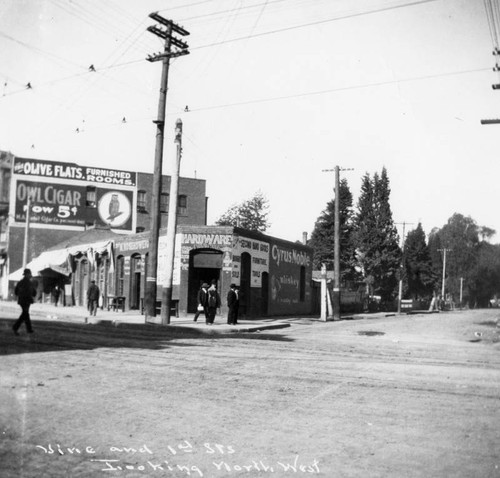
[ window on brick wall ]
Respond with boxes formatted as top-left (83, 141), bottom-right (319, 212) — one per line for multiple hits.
top-left (178, 195), bottom-right (187, 215)
top-left (160, 193), bottom-right (169, 213)
top-left (137, 190), bottom-right (146, 211)
top-left (86, 186), bottom-right (96, 207)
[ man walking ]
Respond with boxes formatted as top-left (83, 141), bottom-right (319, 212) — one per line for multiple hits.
top-left (206, 280), bottom-right (220, 325)
top-left (193, 283), bottom-right (209, 322)
top-left (13, 268), bottom-right (37, 335)
top-left (227, 283), bottom-right (239, 325)
top-left (87, 280), bottom-right (100, 316)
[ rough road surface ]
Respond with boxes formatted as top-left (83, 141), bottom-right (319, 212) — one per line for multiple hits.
top-left (1, 308), bottom-right (499, 478)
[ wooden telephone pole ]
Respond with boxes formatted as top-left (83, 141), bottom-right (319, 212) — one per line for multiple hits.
top-left (322, 166), bottom-right (353, 320)
top-left (144, 13), bottom-right (189, 322)
top-left (395, 221), bottom-right (414, 314)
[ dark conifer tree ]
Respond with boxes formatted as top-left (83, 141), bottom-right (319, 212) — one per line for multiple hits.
top-left (309, 179), bottom-right (358, 283)
top-left (354, 168), bottom-right (401, 303)
top-left (404, 223), bottom-right (435, 299)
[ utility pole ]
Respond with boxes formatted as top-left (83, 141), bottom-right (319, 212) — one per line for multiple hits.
top-left (144, 12), bottom-right (189, 322)
top-left (161, 119), bottom-right (182, 324)
top-left (438, 248), bottom-right (452, 300)
top-left (322, 166), bottom-right (353, 321)
top-left (22, 195), bottom-right (31, 268)
top-left (395, 221), bottom-right (414, 314)
top-left (480, 48), bottom-right (500, 124)
top-left (459, 277), bottom-right (464, 309)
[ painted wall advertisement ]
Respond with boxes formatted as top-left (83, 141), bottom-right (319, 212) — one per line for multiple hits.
top-left (13, 157), bottom-right (136, 186)
top-left (232, 235), bottom-right (270, 287)
top-left (270, 243), bottom-right (311, 306)
top-left (14, 180), bottom-right (134, 231)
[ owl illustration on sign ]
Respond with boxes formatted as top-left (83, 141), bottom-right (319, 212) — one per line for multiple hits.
top-left (97, 191), bottom-right (131, 228)
top-left (108, 193), bottom-right (123, 221)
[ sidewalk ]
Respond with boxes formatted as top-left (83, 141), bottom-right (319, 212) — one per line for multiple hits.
top-left (0, 300), bottom-right (292, 334)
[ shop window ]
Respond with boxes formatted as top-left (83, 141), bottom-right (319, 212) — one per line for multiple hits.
top-left (299, 266), bottom-right (306, 302)
top-left (137, 190), bottom-right (147, 211)
top-left (178, 195), bottom-right (187, 215)
top-left (86, 186), bottom-right (96, 207)
top-left (160, 193), bottom-right (169, 213)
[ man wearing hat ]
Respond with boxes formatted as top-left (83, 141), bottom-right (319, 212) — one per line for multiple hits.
top-left (13, 268), bottom-right (37, 335)
top-left (193, 282), bottom-right (209, 322)
top-left (227, 283), bottom-right (239, 325)
top-left (87, 280), bottom-right (100, 316)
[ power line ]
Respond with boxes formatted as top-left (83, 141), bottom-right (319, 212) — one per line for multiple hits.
top-left (190, 0), bottom-right (439, 51)
top-left (187, 66), bottom-right (491, 113)
top-left (1, 0), bottom-right (440, 100)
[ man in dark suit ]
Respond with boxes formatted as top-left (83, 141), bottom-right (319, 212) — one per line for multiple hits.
top-left (227, 283), bottom-right (239, 325)
top-left (193, 283), bottom-right (209, 322)
top-left (13, 268), bottom-right (37, 335)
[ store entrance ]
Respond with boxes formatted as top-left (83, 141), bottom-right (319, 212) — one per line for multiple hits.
top-left (188, 249), bottom-right (223, 313)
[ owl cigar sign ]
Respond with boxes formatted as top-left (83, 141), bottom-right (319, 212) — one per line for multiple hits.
top-left (12, 158), bottom-right (135, 232)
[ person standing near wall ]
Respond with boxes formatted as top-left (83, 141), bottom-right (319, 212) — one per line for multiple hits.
top-left (13, 268), bottom-right (37, 335)
top-left (193, 282), bottom-right (209, 323)
top-left (206, 280), bottom-right (220, 325)
top-left (87, 280), bottom-right (100, 316)
top-left (227, 283), bottom-right (239, 325)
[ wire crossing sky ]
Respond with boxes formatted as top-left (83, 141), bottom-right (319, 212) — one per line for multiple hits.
top-left (1, 0), bottom-right (499, 243)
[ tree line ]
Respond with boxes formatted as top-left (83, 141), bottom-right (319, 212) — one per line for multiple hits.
top-left (214, 175), bottom-right (500, 309)
top-left (309, 167), bottom-right (500, 309)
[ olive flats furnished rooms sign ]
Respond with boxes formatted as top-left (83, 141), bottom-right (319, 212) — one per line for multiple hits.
top-left (12, 158), bottom-right (136, 231)
top-left (13, 157), bottom-right (136, 186)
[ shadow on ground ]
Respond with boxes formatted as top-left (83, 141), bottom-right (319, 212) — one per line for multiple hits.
top-left (0, 317), bottom-right (294, 356)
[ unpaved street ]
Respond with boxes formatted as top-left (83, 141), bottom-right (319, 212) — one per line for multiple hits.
top-left (1, 309), bottom-right (499, 478)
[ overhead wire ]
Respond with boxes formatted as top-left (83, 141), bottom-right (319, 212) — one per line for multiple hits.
top-left (185, 66), bottom-right (492, 113)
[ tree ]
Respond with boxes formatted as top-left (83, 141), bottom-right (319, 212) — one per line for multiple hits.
top-left (215, 191), bottom-right (270, 232)
top-left (432, 213), bottom-right (499, 307)
top-left (309, 178), bottom-right (358, 283)
top-left (354, 168), bottom-right (401, 303)
top-left (403, 223), bottom-right (435, 299)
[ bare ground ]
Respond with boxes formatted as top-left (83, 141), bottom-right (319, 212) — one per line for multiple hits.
top-left (1, 309), bottom-right (499, 478)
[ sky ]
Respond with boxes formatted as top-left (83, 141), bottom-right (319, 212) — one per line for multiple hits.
top-left (1, 0), bottom-right (500, 244)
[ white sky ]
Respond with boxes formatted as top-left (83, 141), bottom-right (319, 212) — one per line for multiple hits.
top-left (1, 0), bottom-right (499, 243)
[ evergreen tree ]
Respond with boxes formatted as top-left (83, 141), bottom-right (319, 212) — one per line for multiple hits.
top-left (403, 223), bottom-right (435, 299)
top-left (309, 179), bottom-right (358, 283)
top-left (354, 168), bottom-right (401, 303)
top-left (216, 191), bottom-right (270, 232)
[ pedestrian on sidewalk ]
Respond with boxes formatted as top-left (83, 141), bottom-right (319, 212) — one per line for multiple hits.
top-left (53, 284), bottom-right (61, 307)
top-left (193, 283), bottom-right (209, 322)
top-left (87, 280), bottom-right (100, 316)
top-left (206, 280), bottom-right (220, 325)
top-left (227, 283), bottom-right (239, 325)
top-left (13, 268), bottom-right (37, 335)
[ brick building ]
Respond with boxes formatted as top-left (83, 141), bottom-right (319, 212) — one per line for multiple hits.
top-left (1, 153), bottom-right (207, 299)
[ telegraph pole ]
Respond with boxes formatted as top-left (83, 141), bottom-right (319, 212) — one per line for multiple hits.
top-left (322, 166), bottom-right (353, 320)
top-left (395, 221), bottom-right (414, 314)
top-left (161, 119), bottom-right (182, 325)
top-left (22, 195), bottom-right (31, 268)
top-left (144, 12), bottom-right (189, 322)
top-left (438, 248), bottom-right (452, 300)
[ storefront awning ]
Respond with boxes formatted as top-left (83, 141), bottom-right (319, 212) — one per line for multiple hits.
top-left (9, 240), bottom-right (114, 281)
top-left (9, 248), bottom-right (71, 281)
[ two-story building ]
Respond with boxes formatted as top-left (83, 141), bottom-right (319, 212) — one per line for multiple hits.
top-left (1, 153), bottom-right (207, 299)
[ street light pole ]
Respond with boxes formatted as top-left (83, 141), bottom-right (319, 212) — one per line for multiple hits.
top-left (23, 195), bottom-right (31, 268)
top-left (438, 248), bottom-right (452, 300)
top-left (161, 119), bottom-right (182, 325)
top-left (395, 221), bottom-right (414, 314)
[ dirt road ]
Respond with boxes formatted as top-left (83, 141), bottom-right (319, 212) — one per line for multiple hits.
top-left (1, 309), bottom-right (499, 477)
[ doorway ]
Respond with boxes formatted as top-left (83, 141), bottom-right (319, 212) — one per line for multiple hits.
top-left (187, 249), bottom-right (222, 313)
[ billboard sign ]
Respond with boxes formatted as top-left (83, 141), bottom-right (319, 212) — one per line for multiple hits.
top-left (14, 180), bottom-right (135, 231)
top-left (13, 157), bottom-right (136, 186)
